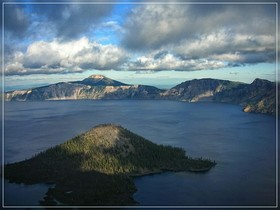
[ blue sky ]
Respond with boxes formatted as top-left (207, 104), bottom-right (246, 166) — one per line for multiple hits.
top-left (2, 1), bottom-right (278, 90)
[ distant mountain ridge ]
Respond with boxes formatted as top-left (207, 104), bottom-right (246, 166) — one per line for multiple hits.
top-left (161, 78), bottom-right (243, 102)
top-left (5, 75), bottom-right (277, 115)
top-left (5, 75), bottom-right (163, 101)
top-left (162, 78), bottom-right (276, 115)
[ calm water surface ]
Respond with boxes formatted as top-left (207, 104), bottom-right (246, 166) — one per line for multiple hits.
top-left (3, 100), bottom-right (277, 206)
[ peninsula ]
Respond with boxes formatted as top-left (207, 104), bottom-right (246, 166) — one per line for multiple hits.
top-left (5, 124), bottom-right (215, 206)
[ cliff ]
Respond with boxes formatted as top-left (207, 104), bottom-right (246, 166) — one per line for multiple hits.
top-left (5, 75), bottom-right (163, 101)
top-left (161, 78), bottom-right (242, 102)
top-left (213, 78), bottom-right (276, 115)
top-left (161, 78), bottom-right (277, 115)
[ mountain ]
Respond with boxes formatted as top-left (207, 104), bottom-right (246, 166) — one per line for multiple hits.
top-left (161, 78), bottom-right (243, 102)
top-left (5, 75), bottom-right (277, 115)
top-left (5, 75), bottom-right (164, 101)
top-left (161, 78), bottom-right (277, 115)
top-left (75, 74), bottom-right (128, 86)
top-left (214, 78), bottom-right (276, 115)
top-left (5, 124), bottom-right (214, 206)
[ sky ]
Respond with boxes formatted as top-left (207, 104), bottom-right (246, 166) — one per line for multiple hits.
top-left (2, 0), bottom-right (278, 90)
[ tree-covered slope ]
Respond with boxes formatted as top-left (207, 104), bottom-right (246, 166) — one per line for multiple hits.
top-left (5, 124), bottom-right (215, 206)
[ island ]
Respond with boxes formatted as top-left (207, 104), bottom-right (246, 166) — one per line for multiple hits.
top-left (4, 124), bottom-right (215, 206)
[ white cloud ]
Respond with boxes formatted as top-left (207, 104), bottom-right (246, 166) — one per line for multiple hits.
top-left (5, 37), bottom-right (129, 75)
top-left (174, 31), bottom-right (275, 63)
top-left (127, 52), bottom-right (225, 71)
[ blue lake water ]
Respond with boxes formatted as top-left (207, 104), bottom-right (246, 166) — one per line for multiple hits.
top-left (3, 100), bottom-right (277, 207)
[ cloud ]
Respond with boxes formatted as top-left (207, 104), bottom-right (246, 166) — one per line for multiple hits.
top-left (126, 51), bottom-right (225, 71)
top-left (5, 38), bottom-right (229, 75)
top-left (3, 4), bottom-right (30, 38)
top-left (5, 37), bottom-right (129, 75)
top-left (122, 4), bottom-right (275, 50)
top-left (122, 4), bottom-right (189, 50)
top-left (121, 4), bottom-right (276, 66)
top-left (3, 3), bottom-right (277, 76)
top-left (30, 4), bottom-right (114, 40)
top-left (175, 32), bottom-right (275, 63)
top-left (3, 3), bottom-right (114, 41)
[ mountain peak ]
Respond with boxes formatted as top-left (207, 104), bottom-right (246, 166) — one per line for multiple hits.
top-left (88, 74), bottom-right (107, 79)
top-left (251, 78), bottom-right (273, 88)
top-left (84, 124), bottom-right (134, 154)
top-left (81, 75), bottom-right (128, 86)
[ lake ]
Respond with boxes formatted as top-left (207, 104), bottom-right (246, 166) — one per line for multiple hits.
top-left (3, 100), bottom-right (277, 207)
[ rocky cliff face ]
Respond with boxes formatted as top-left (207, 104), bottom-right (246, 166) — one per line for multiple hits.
top-left (161, 78), bottom-right (242, 102)
top-left (6, 83), bottom-right (87, 101)
top-left (214, 78), bottom-right (276, 115)
top-left (164, 78), bottom-right (277, 115)
top-left (5, 75), bottom-right (163, 101)
top-left (5, 75), bottom-right (277, 115)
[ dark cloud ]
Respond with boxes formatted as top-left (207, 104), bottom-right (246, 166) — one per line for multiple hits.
top-left (2, 2), bottom-right (114, 41)
top-left (154, 50), bottom-right (169, 60)
top-left (3, 4), bottom-right (30, 38)
top-left (240, 51), bottom-right (276, 64)
top-left (30, 4), bottom-right (114, 40)
top-left (228, 63), bottom-right (244, 68)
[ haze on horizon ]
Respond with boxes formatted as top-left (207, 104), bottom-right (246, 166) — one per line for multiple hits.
top-left (2, 0), bottom-right (278, 91)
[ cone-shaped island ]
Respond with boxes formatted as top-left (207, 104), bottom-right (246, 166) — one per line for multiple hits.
top-left (5, 124), bottom-right (215, 206)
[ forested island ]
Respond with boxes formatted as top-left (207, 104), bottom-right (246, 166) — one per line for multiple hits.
top-left (5, 124), bottom-right (215, 206)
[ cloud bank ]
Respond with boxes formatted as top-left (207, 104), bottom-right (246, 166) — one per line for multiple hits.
top-left (5, 37), bottom-right (128, 75)
top-left (3, 3), bottom-right (277, 75)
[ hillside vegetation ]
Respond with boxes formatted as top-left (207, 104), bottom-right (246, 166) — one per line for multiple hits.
top-left (5, 124), bottom-right (215, 206)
